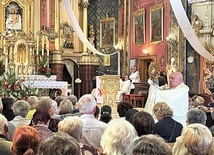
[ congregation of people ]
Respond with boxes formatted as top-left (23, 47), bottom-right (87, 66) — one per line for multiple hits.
top-left (0, 70), bottom-right (214, 155)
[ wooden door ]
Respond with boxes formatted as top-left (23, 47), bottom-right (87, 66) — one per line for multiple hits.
top-left (137, 55), bottom-right (157, 82)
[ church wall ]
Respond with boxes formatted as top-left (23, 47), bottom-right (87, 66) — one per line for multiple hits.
top-left (130, 0), bottom-right (170, 72)
top-left (88, 0), bottom-right (119, 75)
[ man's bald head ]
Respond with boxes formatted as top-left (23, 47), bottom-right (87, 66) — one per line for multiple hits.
top-left (169, 72), bottom-right (183, 88)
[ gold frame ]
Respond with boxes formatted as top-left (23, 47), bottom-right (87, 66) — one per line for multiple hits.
top-left (100, 16), bottom-right (115, 48)
top-left (103, 55), bottom-right (110, 66)
top-left (0, 0), bottom-right (33, 33)
top-left (150, 3), bottom-right (163, 43)
top-left (133, 8), bottom-right (145, 46)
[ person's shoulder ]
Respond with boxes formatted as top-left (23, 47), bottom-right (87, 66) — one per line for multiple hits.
top-left (80, 144), bottom-right (99, 155)
top-left (207, 138), bottom-right (214, 155)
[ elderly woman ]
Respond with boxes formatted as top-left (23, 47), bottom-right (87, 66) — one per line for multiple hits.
top-left (8, 100), bottom-right (31, 140)
top-left (133, 134), bottom-right (172, 155)
top-left (100, 119), bottom-right (137, 155)
top-left (58, 116), bottom-right (99, 155)
top-left (117, 100), bottom-right (133, 119)
top-left (36, 98), bottom-right (59, 132)
top-left (31, 109), bottom-right (52, 141)
top-left (180, 124), bottom-right (213, 155)
top-left (172, 108), bottom-right (212, 154)
top-left (58, 99), bottom-right (74, 120)
top-left (26, 96), bottom-right (39, 120)
top-left (38, 132), bottom-right (81, 155)
top-left (193, 96), bottom-right (208, 112)
top-left (153, 102), bottom-right (183, 142)
top-left (11, 126), bottom-right (41, 155)
top-left (132, 111), bottom-right (155, 136)
top-left (66, 95), bottom-right (79, 114)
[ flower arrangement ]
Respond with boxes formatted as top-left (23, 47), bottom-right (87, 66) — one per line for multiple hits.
top-left (0, 70), bottom-right (38, 100)
top-left (0, 60), bottom-right (5, 76)
top-left (38, 60), bottom-right (52, 78)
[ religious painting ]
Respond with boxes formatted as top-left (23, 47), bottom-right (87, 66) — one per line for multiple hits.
top-left (103, 55), bottom-right (110, 66)
top-left (150, 3), bottom-right (163, 43)
top-left (100, 16), bottom-right (115, 48)
top-left (133, 8), bottom-right (145, 46)
top-left (5, 1), bottom-right (23, 30)
top-left (130, 58), bottom-right (137, 68)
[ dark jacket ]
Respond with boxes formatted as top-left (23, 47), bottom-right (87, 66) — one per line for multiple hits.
top-left (154, 116), bottom-right (183, 142)
top-left (0, 134), bottom-right (12, 155)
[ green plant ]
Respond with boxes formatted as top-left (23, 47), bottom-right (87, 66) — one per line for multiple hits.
top-left (0, 70), bottom-right (38, 100)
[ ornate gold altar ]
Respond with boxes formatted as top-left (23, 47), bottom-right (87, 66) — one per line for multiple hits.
top-left (0, 30), bottom-right (50, 75)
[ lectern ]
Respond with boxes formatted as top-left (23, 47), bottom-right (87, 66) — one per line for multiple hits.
top-left (100, 75), bottom-right (120, 106)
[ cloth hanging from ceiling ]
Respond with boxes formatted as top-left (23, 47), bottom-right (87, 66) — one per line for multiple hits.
top-left (188, 0), bottom-right (207, 3)
top-left (169, 0), bottom-right (214, 61)
top-left (62, 0), bottom-right (118, 57)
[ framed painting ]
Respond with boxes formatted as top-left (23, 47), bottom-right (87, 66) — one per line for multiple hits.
top-left (133, 8), bottom-right (145, 46)
top-left (5, 1), bottom-right (23, 30)
top-left (150, 3), bottom-right (163, 43)
top-left (100, 16), bottom-right (115, 48)
top-left (103, 55), bottom-right (110, 66)
top-left (130, 58), bottom-right (137, 68)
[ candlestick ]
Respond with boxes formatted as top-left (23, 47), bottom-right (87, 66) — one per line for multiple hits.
top-left (0, 36), bottom-right (2, 49)
top-left (42, 36), bottom-right (44, 56)
top-left (118, 51), bottom-right (120, 75)
top-left (36, 36), bottom-right (39, 55)
top-left (46, 36), bottom-right (49, 56)
top-left (3, 39), bottom-right (8, 72)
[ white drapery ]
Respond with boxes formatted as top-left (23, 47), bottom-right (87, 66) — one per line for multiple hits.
top-left (64, 60), bottom-right (74, 82)
top-left (62, 0), bottom-right (118, 57)
top-left (169, 0), bottom-right (214, 61)
top-left (188, 0), bottom-right (207, 3)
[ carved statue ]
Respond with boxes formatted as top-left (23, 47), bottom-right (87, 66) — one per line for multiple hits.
top-left (88, 24), bottom-right (95, 47)
top-left (148, 61), bottom-right (160, 82)
top-left (192, 15), bottom-right (203, 36)
top-left (60, 22), bottom-right (74, 49)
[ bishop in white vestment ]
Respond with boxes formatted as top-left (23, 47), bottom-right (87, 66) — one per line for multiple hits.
top-left (144, 72), bottom-right (189, 127)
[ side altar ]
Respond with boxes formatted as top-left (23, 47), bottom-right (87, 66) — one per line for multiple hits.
top-left (20, 75), bottom-right (68, 96)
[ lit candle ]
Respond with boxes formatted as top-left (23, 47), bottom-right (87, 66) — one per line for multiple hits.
top-left (0, 37), bottom-right (2, 49)
top-left (42, 36), bottom-right (44, 56)
top-left (118, 51), bottom-right (120, 75)
top-left (3, 39), bottom-right (8, 72)
top-left (46, 36), bottom-right (49, 56)
top-left (46, 36), bottom-right (49, 67)
top-left (36, 36), bottom-right (39, 55)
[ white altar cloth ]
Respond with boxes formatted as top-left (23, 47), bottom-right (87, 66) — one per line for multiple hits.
top-left (23, 81), bottom-right (68, 96)
top-left (19, 75), bottom-right (57, 81)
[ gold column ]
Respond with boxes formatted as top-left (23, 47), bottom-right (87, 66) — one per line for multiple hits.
top-left (49, 0), bottom-right (63, 81)
top-left (54, 0), bottom-right (60, 51)
top-left (123, 0), bottom-right (128, 76)
top-left (81, 0), bottom-right (89, 53)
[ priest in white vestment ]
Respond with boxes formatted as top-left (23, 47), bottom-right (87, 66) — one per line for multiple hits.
top-left (144, 72), bottom-right (189, 127)
top-left (116, 76), bottom-right (131, 102)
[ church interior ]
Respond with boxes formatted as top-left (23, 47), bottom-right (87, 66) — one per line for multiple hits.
top-left (0, 0), bottom-right (214, 103)
top-left (1, 0), bottom-right (214, 154)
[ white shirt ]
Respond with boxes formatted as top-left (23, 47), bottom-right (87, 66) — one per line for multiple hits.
top-left (129, 71), bottom-right (141, 83)
top-left (129, 71), bottom-right (141, 89)
top-left (8, 116), bottom-right (31, 140)
top-left (80, 114), bottom-right (107, 147)
top-left (144, 83), bottom-right (189, 127)
top-left (116, 80), bottom-right (131, 102)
